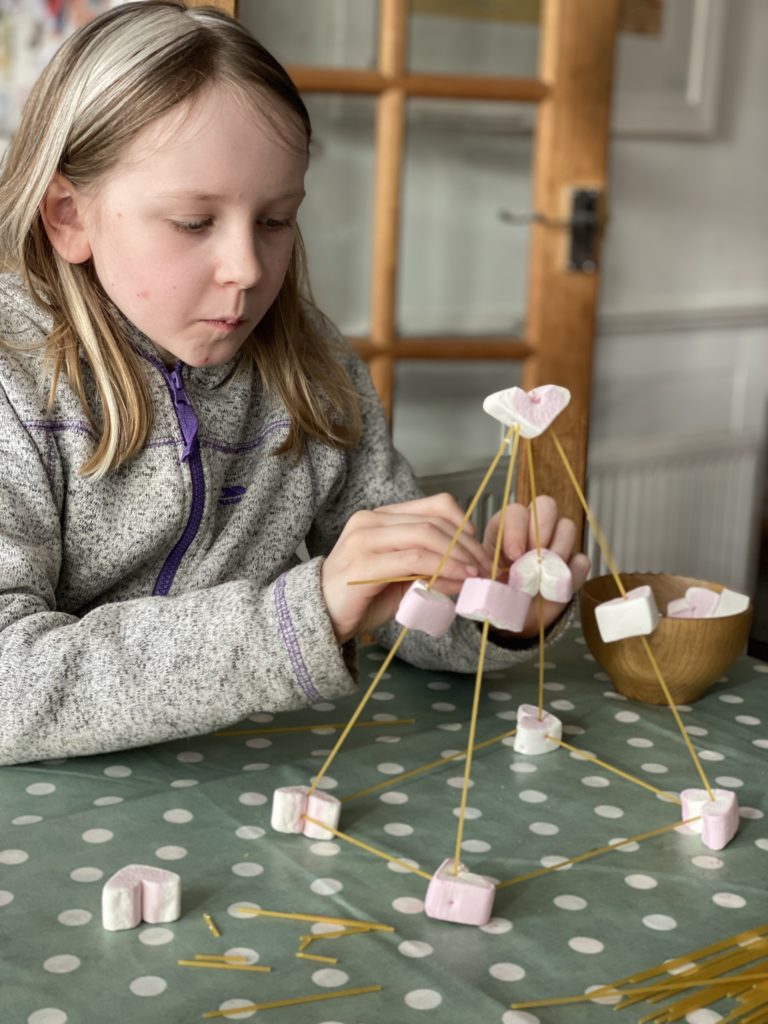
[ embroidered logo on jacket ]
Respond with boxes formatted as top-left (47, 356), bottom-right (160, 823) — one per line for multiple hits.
top-left (218, 485), bottom-right (247, 507)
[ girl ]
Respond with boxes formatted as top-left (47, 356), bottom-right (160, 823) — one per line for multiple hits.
top-left (0, 1), bottom-right (588, 766)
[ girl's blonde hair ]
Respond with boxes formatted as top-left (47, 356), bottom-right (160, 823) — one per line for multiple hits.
top-left (0, 0), bottom-right (361, 476)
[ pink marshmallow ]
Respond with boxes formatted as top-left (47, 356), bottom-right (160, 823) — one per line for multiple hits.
top-left (395, 580), bottom-right (456, 637)
top-left (102, 864), bottom-right (181, 932)
top-left (302, 790), bottom-right (341, 840)
top-left (667, 586), bottom-right (720, 619)
top-left (513, 704), bottom-right (563, 755)
top-left (483, 384), bottom-right (571, 438)
top-left (678, 788), bottom-right (740, 850)
top-left (424, 858), bottom-right (496, 926)
top-left (456, 577), bottom-right (531, 632)
top-left (508, 548), bottom-right (573, 603)
top-left (594, 585), bottom-right (660, 643)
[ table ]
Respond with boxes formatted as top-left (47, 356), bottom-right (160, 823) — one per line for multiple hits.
top-left (2, 622), bottom-right (768, 1024)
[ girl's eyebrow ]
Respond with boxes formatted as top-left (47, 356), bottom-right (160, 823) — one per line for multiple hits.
top-left (150, 188), bottom-right (306, 202)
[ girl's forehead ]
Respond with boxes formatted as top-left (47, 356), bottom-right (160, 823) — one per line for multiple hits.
top-left (113, 85), bottom-right (307, 179)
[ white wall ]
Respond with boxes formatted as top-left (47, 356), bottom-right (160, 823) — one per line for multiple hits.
top-left (594, 0), bottom-right (768, 445)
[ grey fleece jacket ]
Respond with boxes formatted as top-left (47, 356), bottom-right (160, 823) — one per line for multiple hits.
top-left (0, 273), bottom-right (553, 765)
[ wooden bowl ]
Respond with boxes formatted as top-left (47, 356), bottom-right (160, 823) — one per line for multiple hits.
top-left (580, 573), bottom-right (752, 705)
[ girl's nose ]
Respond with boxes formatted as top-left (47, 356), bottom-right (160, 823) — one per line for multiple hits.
top-left (214, 231), bottom-right (262, 290)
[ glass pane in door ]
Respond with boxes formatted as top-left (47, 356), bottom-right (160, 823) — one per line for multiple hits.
top-left (399, 101), bottom-right (534, 336)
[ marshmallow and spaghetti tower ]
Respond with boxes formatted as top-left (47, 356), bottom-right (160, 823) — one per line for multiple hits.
top-left (269, 383), bottom-right (737, 927)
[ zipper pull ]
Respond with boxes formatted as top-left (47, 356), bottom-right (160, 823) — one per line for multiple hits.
top-left (169, 366), bottom-right (199, 462)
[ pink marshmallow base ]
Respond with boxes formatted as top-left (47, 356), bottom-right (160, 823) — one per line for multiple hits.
top-left (456, 577), bottom-right (532, 632)
top-left (101, 864), bottom-right (181, 932)
top-left (270, 786), bottom-right (341, 841)
top-left (678, 788), bottom-right (740, 851)
top-left (303, 791), bottom-right (342, 840)
top-left (395, 580), bottom-right (456, 637)
top-left (667, 586), bottom-right (720, 619)
top-left (513, 704), bottom-right (563, 755)
top-left (424, 858), bottom-right (496, 926)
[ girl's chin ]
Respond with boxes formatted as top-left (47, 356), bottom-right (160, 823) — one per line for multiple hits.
top-left (154, 338), bottom-right (247, 368)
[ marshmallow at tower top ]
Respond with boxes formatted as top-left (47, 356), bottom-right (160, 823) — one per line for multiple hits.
top-left (483, 384), bottom-right (571, 439)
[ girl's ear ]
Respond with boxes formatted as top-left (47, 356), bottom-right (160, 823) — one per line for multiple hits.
top-left (40, 174), bottom-right (93, 264)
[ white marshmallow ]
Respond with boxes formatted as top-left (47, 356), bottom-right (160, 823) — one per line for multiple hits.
top-left (513, 704), bottom-right (563, 755)
top-left (508, 548), bottom-right (573, 603)
top-left (302, 791), bottom-right (342, 841)
top-left (594, 585), bottom-right (661, 643)
top-left (678, 788), bottom-right (740, 851)
top-left (271, 786), bottom-right (309, 833)
top-left (102, 864), bottom-right (181, 932)
top-left (395, 580), bottom-right (456, 637)
top-left (712, 588), bottom-right (750, 618)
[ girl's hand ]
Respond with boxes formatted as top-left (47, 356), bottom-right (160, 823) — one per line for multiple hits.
top-left (321, 493), bottom-right (490, 644)
top-left (483, 495), bottom-right (590, 638)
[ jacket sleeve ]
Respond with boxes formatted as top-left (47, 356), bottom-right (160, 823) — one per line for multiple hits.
top-left (305, 346), bottom-right (574, 674)
top-left (0, 381), bottom-right (357, 766)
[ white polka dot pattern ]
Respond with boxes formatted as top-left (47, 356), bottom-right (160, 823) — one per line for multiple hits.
top-left (0, 634), bottom-right (763, 1022)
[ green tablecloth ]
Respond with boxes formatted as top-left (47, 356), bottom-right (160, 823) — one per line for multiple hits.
top-left (2, 623), bottom-right (767, 1024)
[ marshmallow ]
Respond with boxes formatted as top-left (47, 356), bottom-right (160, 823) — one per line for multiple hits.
top-left (102, 864), bottom-right (181, 932)
top-left (271, 786), bottom-right (341, 841)
top-left (483, 384), bottom-right (571, 438)
top-left (594, 585), bottom-right (661, 643)
top-left (667, 586), bottom-right (720, 619)
top-left (424, 858), bottom-right (496, 926)
top-left (513, 704), bottom-right (563, 755)
top-left (456, 577), bottom-right (531, 632)
top-left (712, 588), bottom-right (750, 618)
top-left (395, 580), bottom-right (456, 637)
top-left (508, 548), bottom-right (573, 603)
top-left (271, 785), bottom-right (310, 833)
top-left (678, 788), bottom-right (740, 851)
top-left (302, 791), bottom-right (342, 841)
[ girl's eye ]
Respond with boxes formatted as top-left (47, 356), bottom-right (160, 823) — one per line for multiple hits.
top-left (171, 219), bottom-right (212, 233)
top-left (260, 218), bottom-right (292, 231)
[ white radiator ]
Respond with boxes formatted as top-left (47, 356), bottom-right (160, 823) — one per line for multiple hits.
top-left (586, 433), bottom-right (764, 594)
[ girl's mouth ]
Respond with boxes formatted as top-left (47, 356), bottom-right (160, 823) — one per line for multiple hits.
top-left (204, 318), bottom-right (244, 331)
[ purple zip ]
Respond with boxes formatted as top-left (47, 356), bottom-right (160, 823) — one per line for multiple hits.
top-left (153, 363), bottom-right (206, 596)
top-left (168, 366), bottom-right (200, 461)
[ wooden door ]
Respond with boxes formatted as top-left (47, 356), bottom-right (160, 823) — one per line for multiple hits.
top-left (188, 0), bottom-right (620, 532)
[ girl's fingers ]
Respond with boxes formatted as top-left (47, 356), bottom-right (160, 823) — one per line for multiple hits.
top-left (349, 511), bottom-right (490, 571)
top-left (370, 549), bottom-right (476, 588)
top-left (569, 552), bottom-right (591, 592)
top-left (360, 522), bottom-right (487, 575)
top-left (526, 495), bottom-right (559, 551)
top-left (547, 515), bottom-right (579, 563)
top-left (489, 503), bottom-right (528, 563)
top-left (376, 492), bottom-right (474, 532)
top-left (492, 497), bottom-right (561, 563)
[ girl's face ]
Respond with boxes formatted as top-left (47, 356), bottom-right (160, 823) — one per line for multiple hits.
top-left (78, 86), bottom-right (307, 367)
